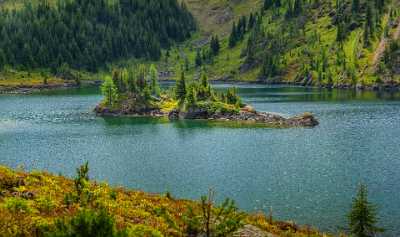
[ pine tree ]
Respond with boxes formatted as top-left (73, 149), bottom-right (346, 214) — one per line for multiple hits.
top-left (127, 68), bottom-right (137, 93)
top-left (137, 65), bottom-right (147, 90)
top-left (186, 83), bottom-right (197, 107)
top-left (364, 3), bottom-right (375, 46)
top-left (149, 64), bottom-right (160, 96)
top-left (229, 22), bottom-right (238, 48)
top-left (348, 184), bottom-right (384, 237)
top-left (101, 76), bottom-right (118, 107)
top-left (175, 70), bottom-right (187, 103)
top-left (195, 49), bottom-right (202, 67)
top-left (351, 0), bottom-right (360, 13)
top-left (293, 0), bottom-right (303, 16)
top-left (0, 49), bottom-right (5, 70)
top-left (264, 0), bottom-right (273, 10)
top-left (210, 35), bottom-right (220, 55)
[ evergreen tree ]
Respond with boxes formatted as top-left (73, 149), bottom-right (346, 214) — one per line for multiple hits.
top-left (293, 0), bottom-right (303, 16)
top-left (137, 65), bottom-right (147, 91)
top-left (248, 13), bottom-right (256, 29)
top-left (127, 68), bottom-right (137, 93)
top-left (0, 49), bottom-right (6, 70)
top-left (175, 71), bottom-right (187, 103)
top-left (149, 64), bottom-right (160, 96)
top-left (210, 35), bottom-right (220, 55)
top-left (186, 83), bottom-right (197, 107)
top-left (365, 4), bottom-right (375, 38)
top-left (264, 0), bottom-right (274, 10)
top-left (348, 184), bottom-right (384, 237)
top-left (195, 49), bottom-right (203, 67)
top-left (101, 76), bottom-right (118, 107)
top-left (229, 22), bottom-right (238, 48)
top-left (352, 0), bottom-right (360, 13)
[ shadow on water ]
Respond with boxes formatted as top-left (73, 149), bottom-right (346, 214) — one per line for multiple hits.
top-left (237, 86), bottom-right (400, 103)
top-left (100, 116), bottom-right (169, 126)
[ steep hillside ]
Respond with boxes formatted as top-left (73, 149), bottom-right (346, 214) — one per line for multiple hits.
top-left (156, 0), bottom-right (400, 88)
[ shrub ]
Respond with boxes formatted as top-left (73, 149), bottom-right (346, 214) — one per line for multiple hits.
top-left (182, 191), bottom-right (244, 237)
top-left (44, 209), bottom-right (119, 237)
top-left (125, 224), bottom-right (164, 237)
top-left (4, 197), bottom-right (31, 214)
top-left (36, 196), bottom-right (55, 214)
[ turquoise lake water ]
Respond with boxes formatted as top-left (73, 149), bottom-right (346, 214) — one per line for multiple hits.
top-left (0, 85), bottom-right (399, 236)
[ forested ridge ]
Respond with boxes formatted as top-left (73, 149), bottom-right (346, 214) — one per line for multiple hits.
top-left (0, 0), bottom-right (196, 72)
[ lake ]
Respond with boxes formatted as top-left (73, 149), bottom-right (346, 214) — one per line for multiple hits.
top-left (1, 85), bottom-right (399, 236)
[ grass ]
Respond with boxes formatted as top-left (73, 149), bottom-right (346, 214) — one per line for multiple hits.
top-left (0, 70), bottom-right (64, 88)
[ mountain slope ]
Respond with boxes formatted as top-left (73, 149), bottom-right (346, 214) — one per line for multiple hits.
top-left (160, 0), bottom-right (400, 88)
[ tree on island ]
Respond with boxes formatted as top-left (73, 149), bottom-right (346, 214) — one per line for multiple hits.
top-left (149, 64), bottom-right (160, 97)
top-left (101, 77), bottom-right (118, 107)
top-left (348, 184), bottom-right (384, 237)
top-left (175, 70), bottom-right (187, 104)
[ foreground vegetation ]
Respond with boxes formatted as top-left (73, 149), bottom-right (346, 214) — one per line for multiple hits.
top-left (0, 164), bottom-right (384, 237)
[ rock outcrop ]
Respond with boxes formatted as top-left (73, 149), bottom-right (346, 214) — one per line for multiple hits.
top-left (97, 104), bottom-right (319, 128)
top-left (167, 106), bottom-right (318, 127)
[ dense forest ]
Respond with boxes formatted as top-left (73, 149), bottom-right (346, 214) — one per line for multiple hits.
top-left (0, 0), bottom-right (196, 72)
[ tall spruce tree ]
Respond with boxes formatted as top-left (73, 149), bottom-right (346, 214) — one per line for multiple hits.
top-left (101, 76), bottom-right (118, 107)
top-left (229, 22), bottom-right (238, 48)
top-left (149, 64), bottom-right (160, 96)
top-left (348, 184), bottom-right (384, 237)
top-left (175, 70), bottom-right (187, 103)
top-left (210, 35), bottom-right (221, 55)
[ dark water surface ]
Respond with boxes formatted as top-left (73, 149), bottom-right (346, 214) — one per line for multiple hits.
top-left (1, 85), bottom-right (399, 236)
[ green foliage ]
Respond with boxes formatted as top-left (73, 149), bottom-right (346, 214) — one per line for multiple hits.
top-left (125, 225), bottom-right (164, 237)
top-left (74, 162), bottom-right (89, 197)
top-left (36, 196), bottom-right (56, 214)
top-left (348, 184), bottom-right (384, 237)
top-left (182, 191), bottom-right (244, 237)
top-left (149, 64), bottom-right (160, 97)
top-left (195, 49), bottom-right (203, 67)
top-left (175, 71), bottom-right (187, 104)
top-left (186, 83), bottom-right (197, 107)
top-left (225, 88), bottom-right (241, 106)
top-left (381, 40), bottom-right (400, 76)
top-left (0, 0), bottom-right (195, 71)
top-left (44, 209), bottom-right (122, 237)
top-left (101, 77), bottom-right (119, 107)
top-left (210, 35), bottom-right (221, 55)
top-left (4, 197), bottom-right (31, 214)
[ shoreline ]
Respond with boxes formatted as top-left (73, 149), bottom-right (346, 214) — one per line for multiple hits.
top-left (1, 79), bottom-right (399, 95)
top-left (0, 80), bottom-right (102, 94)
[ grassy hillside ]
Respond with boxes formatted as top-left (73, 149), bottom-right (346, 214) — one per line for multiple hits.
top-left (0, 165), bottom-right (334, 237)
top-left (155, 0), bottom-right (400, 87)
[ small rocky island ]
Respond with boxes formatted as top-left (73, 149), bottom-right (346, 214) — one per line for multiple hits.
top-left (95, 65), bottom-right (318, 127)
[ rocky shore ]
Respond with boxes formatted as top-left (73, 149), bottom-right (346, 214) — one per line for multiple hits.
top-left (168, 105), bottom-right (319, 127)
top-left (95, 104), bottom-right (319, 127)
